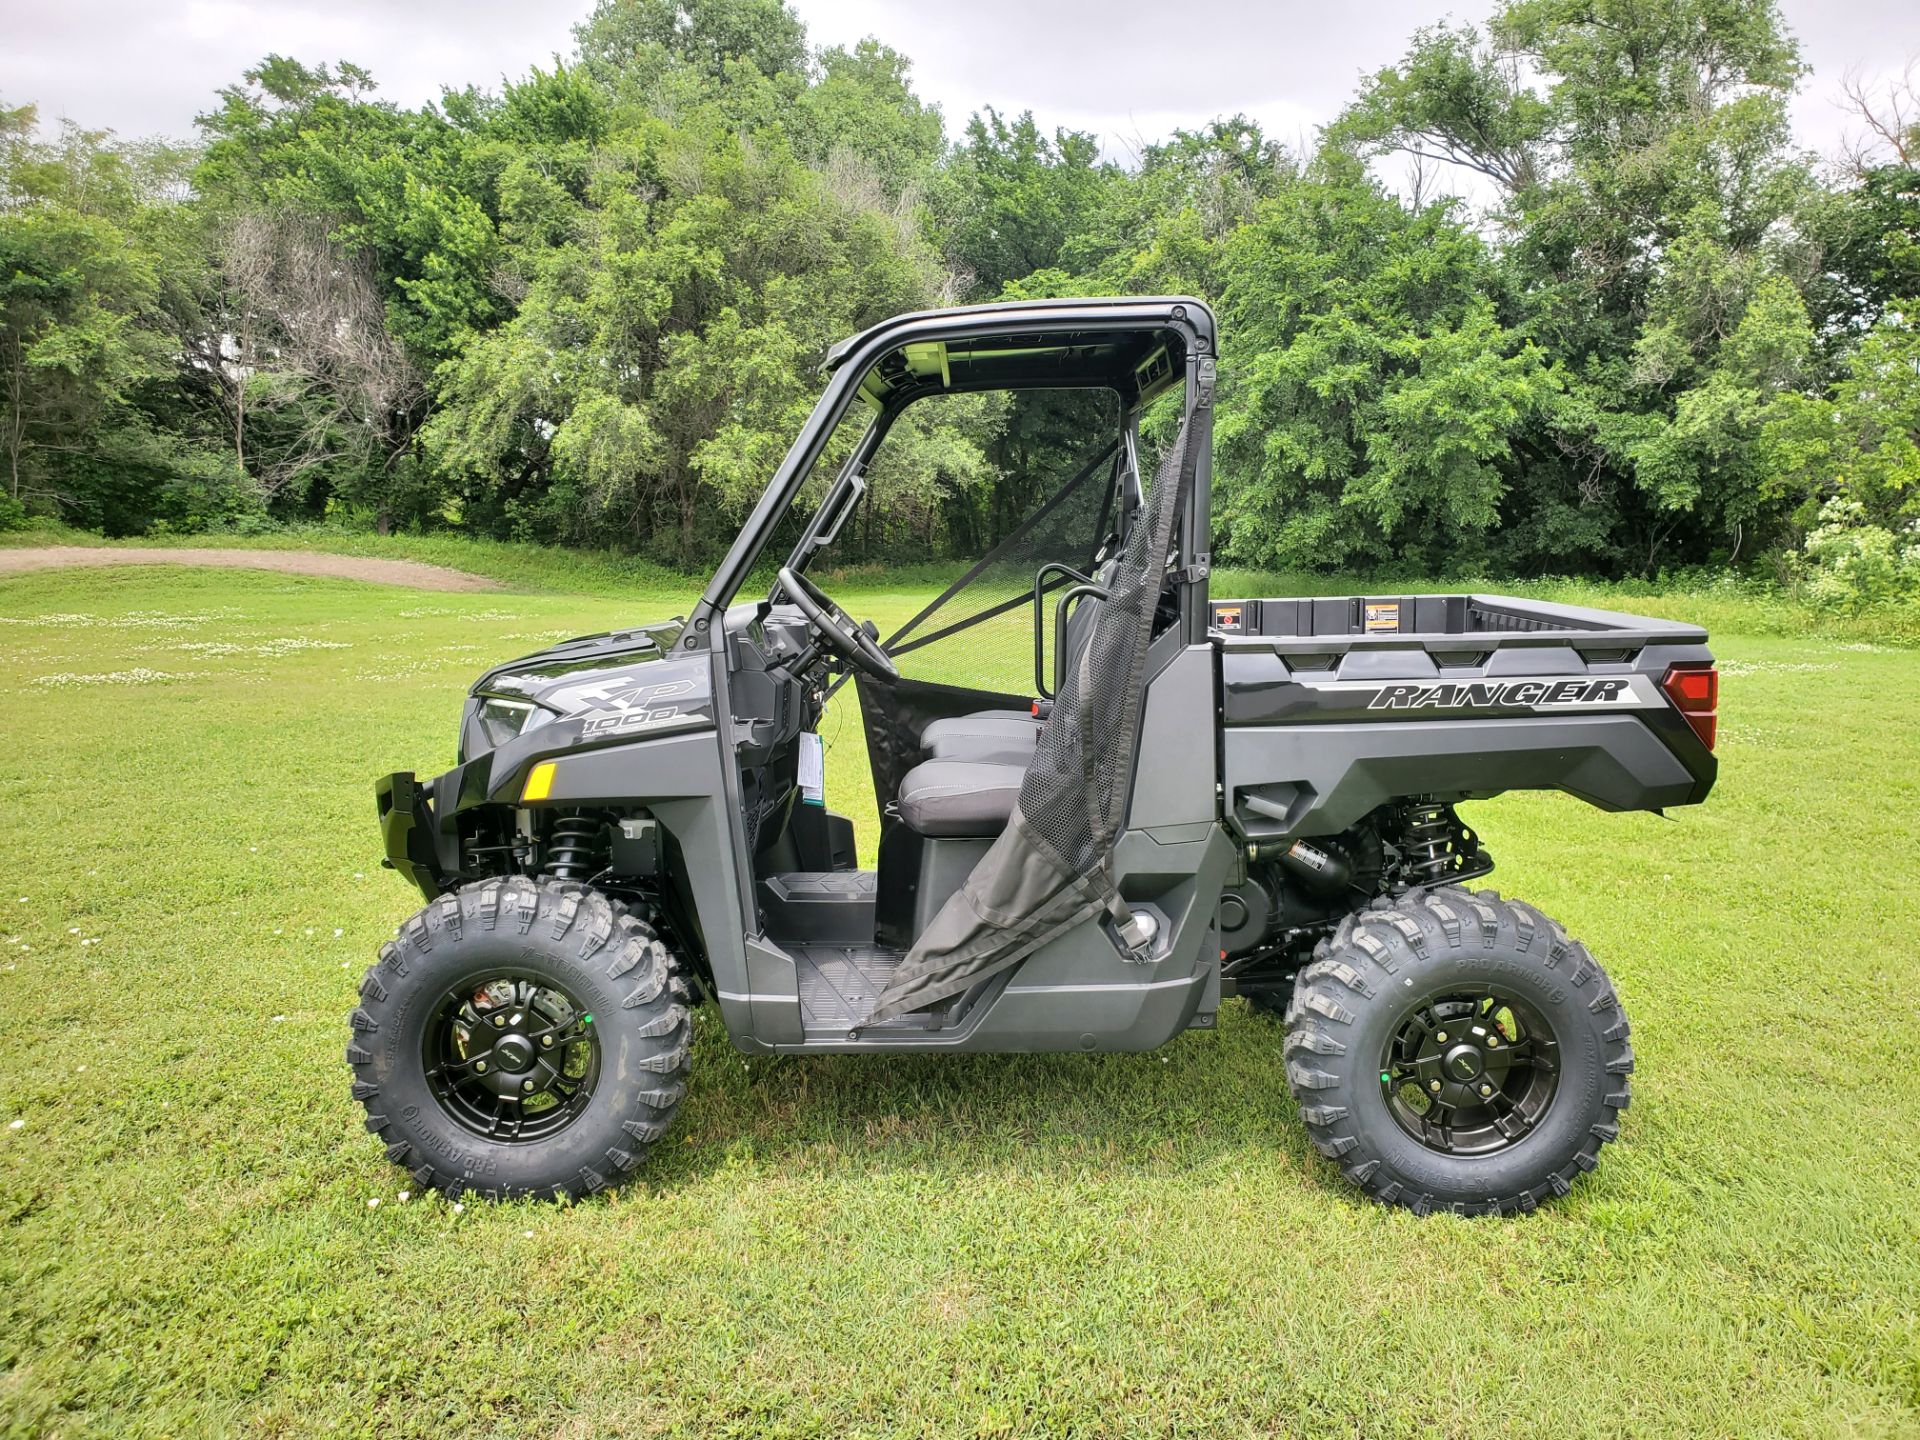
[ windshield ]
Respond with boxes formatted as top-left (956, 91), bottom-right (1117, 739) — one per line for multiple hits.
top-left (767, 387), bottom-right (1126, 694)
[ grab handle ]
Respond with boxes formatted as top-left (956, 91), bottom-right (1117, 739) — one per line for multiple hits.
top-left (1033, 562), bottom-right (1093, 698)
top-left (1051, 583), bottom-right (1109, 696)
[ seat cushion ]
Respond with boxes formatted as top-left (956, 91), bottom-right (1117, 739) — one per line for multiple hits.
top-left (896, 759), bottom-right (1025, 838)
top-left (923, 730), bottom-right (1037, 764)
top-left (921, 710), bottom-right (1041, 763)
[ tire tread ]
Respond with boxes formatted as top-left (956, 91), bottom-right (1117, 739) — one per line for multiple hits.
top-left (1284, 884), bottom-right (1632, 1216)
top-left (347, 876), bottom-right (692, 1201)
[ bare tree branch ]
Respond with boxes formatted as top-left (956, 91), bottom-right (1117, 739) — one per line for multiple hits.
top-left (1838, 58), bottom-right (1920, 176)
top-left (220, 210), bottom-right (424, 497)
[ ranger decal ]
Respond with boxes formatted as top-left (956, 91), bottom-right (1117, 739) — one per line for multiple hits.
top-left (1368, 678), bottom-right (1637, 710)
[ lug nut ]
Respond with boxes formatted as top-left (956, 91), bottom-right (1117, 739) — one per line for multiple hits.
top-left (1428, 1080), bottom-right (1442, 1093)
top-left (522, 1079), bottom-right (535, 1093)
top-left (492, 1015), bottom-right (506, 1028)
top-left (1479, 1083), bottom-right (1493, 1097)
top-left (1436, 1031), bottom-right (1448, 1043)
top-left (1487, 1035), bottom-right (1499, 1047)
top-left (474, 1060), bottom-right (488, 1074)
top-left (540, 1035), bottom-right (553, 1049)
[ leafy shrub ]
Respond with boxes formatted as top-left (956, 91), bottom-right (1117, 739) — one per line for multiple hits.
top-left (1792, 498), bottom-right (1920, 612)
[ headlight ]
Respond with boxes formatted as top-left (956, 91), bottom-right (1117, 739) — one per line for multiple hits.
top-left (475, 697), bottom-right (554, 748)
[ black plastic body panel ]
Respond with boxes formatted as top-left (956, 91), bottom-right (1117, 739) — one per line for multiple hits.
top-left (1224, 716), bottom-right (1699, 838)
top-left (759, 871), bottom-right (878, 945)
top-left (375, 771), bottom-right (445, 901)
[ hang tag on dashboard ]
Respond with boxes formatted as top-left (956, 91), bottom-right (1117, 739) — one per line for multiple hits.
top-left (798, 731), bottom-right (825, 806)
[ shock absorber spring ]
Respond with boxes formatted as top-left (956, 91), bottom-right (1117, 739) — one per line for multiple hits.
top-left (544, 814), bottom-right (606, 881)
top-left (1402, 797), bottom-right (1454, 884)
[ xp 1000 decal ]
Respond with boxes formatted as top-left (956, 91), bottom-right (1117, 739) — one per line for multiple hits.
top-left (573, 677), bottom-right (700, 737)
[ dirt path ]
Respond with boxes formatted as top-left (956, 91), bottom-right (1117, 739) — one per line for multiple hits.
top-left (0, 546), bottom-right (501, 592)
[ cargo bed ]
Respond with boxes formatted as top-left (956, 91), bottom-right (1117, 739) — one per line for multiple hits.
top-left (1209, 593), bottom-right (1708, 654)
top-left (1206, 593), bottom-right (1718, 842)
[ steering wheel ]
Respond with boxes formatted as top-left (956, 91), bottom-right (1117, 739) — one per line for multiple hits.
top-left (777, 566), bottom-right (899, 682)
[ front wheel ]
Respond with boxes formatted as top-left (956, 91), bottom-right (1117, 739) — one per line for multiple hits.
top-left (1284, 887), bottom-right (1632, 1215)
top-left (345, 877), bottom-right (692, 1201)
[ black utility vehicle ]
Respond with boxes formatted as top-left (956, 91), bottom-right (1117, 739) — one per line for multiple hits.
top-left (351, 297), bottom-right (1718, 1214)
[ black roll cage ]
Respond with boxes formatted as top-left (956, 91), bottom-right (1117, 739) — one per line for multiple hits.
top-left (680, 296), bottom-right (1217, 654)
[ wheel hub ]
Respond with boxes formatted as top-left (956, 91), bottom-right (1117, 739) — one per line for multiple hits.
top-left (1380, 987), bottom-right (1561, 1157)
top-left (422, 975), bottom-right (600, 1143)
top-left (492, 1034), bottom-right (535, 1073)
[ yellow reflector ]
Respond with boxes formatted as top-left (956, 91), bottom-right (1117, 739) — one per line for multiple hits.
top-left (521, 761), bottom-right (557, 802)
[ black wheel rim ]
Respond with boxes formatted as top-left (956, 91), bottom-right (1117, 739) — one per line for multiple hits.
top-left (423, 973), bottom-right (601, 1143)
top-left (1379, 985), bottom-right (1560, 1156)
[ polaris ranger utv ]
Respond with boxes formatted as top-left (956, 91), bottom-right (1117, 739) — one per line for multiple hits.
top-left (350, 297), bottom-right (1718, 1215)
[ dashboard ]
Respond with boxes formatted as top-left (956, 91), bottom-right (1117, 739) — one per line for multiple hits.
top-left (725, 602), bottom-right (830, 852)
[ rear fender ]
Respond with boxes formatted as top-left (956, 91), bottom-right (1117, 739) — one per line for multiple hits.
top-left (1223, 715), bottom-right (1699, 840)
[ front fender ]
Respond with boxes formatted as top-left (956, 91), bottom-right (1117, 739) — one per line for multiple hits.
top-left (375, 729), bottom-right (756, 1034)
top-left (517, 729), bottom-right (754, 1038)
top-left (375, 770), bottom-right (445, 902)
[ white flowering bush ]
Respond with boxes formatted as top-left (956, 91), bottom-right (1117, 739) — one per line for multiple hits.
top-left (1795, 499), bottom-right (1920, 614)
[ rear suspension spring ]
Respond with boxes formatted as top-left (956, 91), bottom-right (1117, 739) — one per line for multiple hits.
top-left (1403, 798), bottom-right (1460, 885)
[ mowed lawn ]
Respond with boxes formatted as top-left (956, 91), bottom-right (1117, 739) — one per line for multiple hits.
top-left (0, 562), bottom-right (1916, 1440)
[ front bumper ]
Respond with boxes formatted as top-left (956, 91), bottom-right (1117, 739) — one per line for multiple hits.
top-left (376, 771), bottom-right (446, 900)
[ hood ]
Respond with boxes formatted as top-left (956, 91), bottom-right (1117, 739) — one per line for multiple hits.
top-left (472, 618), bottom-right (686, 701)
top-left (458, 617), bottom-right (714, 766)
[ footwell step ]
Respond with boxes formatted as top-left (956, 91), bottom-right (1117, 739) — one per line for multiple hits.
top-left (791, 944), bottom-right (936, 1033)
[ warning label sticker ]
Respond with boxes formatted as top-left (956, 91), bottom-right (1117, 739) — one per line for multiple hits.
top-left (1364, 602), bottom-right (1400, 633)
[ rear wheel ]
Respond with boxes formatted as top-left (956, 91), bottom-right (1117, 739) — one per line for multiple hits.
top-left (346, 877), bottom-right (692, 1201)
top-left (1284, 886), bottom-right (1632, 1215)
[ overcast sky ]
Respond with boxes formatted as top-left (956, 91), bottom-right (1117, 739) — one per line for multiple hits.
top-left (3, 0), bottom-right (1915, 175)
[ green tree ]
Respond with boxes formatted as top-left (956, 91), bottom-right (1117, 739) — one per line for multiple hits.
top-left (425, 87), bottom-right (945, 555)
top-left (1809, 70), bottom-right (1920, 340)
top-left (574, 0), bottom-right (808, 90)
top-left (799, 41), bottom-right (946, 201)
top-left (191, 58), bottom-right (504, 524)
top-left (1081, 118), bottom-right (1296, 298)
top-left (1762, 307), bottom-right (1920, 530)
top-left (198, 57), bottom-right (499, 373)
top-left (14, 0), bottom-right (1914, 586)
top-left (0, 104), bottom-right (252, 531)
top-left (930, 110), bottom-right (1116, 299)
top-left (1333, 0), bottom-right (1818, 571)
top-left (1211, 158), bottom-right (1556, 570)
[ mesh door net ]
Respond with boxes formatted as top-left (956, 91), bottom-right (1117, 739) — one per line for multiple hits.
top-left (862, 418), bottom-right (1196, 1025)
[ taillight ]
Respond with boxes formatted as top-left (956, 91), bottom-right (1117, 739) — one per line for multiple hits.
top-left (1661, 664), bottom-right (1718, 750)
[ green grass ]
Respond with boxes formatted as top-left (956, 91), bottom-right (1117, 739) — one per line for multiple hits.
top-left (0, 521), bottom-right (697, 598)
top-left (9, 521), bottom-right (1919, 644)
top-left (1, 560), bottom-right (1917, 1438)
